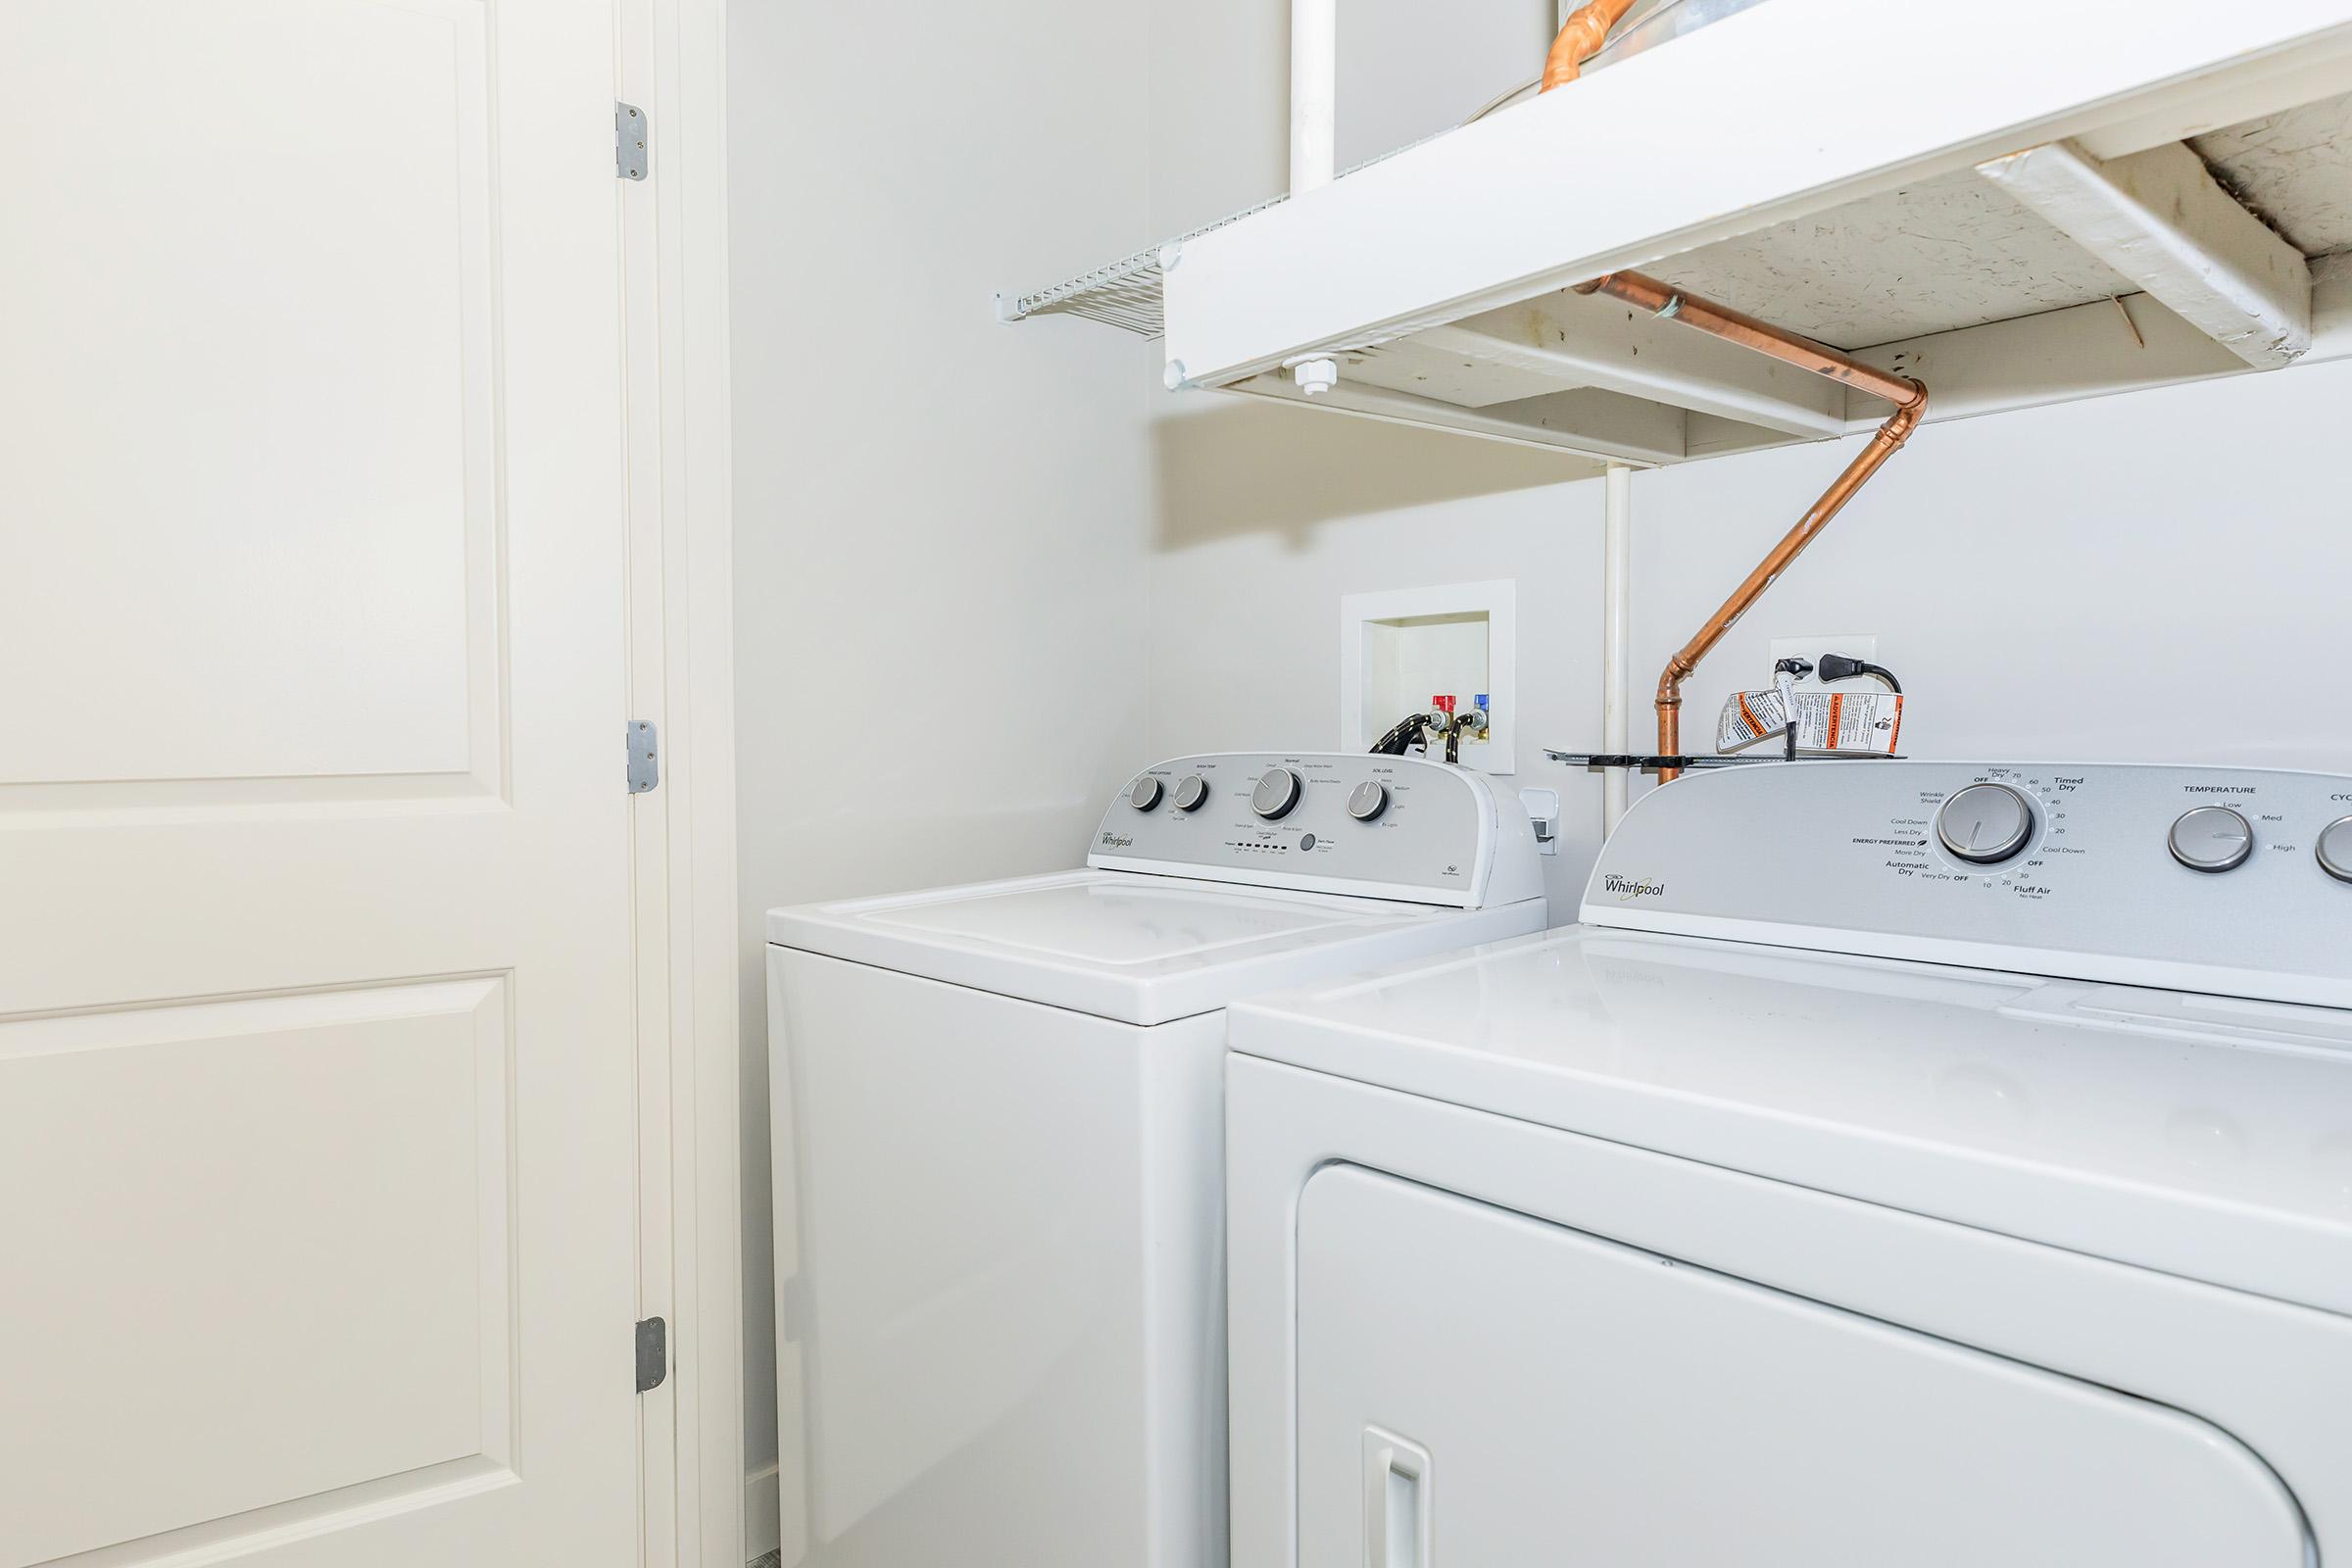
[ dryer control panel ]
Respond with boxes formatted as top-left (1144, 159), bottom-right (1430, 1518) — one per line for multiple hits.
top-left (1583, 761), bottom-right (2352, 1006)
top-left (1091, 753), bottom-right (1543, 909)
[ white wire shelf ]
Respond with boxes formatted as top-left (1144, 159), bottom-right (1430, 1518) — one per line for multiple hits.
top-left (994, 115), bottom-right (1503, 339)
top-left (995, 193), bottom-right (1288, 339)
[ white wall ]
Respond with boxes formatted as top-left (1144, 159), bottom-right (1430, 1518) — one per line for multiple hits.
top-left (728, 0), bottom-right (1155, 1545)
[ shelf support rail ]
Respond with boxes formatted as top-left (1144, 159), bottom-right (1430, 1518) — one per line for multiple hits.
top-left (1290, 0), bottom-right (1337, 195)
top-left (1601, 464), bottom-right (1633, 835)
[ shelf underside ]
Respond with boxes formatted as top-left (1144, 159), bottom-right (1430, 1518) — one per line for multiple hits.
top-left (1603, 91), bottom-right (2352, 351)
top-left (1209, 87), bottom-right (2352, 475)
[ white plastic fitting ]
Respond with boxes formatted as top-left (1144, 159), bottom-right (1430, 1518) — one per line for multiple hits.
top-left (1292, 357), bottom-right (1340, 395)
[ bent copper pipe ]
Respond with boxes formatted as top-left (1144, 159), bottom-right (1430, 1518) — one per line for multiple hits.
top-left (1543, 0), bottom-right (1642, 91)
top-left (1577, 271), bottom-right (1928, 782)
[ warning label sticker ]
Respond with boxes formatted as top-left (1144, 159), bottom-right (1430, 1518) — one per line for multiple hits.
top-left (1717, 688), bottom-right (1904, 755)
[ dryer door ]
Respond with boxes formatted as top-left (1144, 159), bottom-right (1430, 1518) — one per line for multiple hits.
top-left (1296, 1166), bottom-right (2312, 1567)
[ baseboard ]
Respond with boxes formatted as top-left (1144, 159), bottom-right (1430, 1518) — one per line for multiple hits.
top-left (745, 1464), bottom-right (781, 1565)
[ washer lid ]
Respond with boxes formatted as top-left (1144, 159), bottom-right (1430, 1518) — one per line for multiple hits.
top-left (858, 876), bottom-right (1388, 964)
top-left (1229, 924), bottom-right (2352, 1315)
top-left (768, 869), bottom-right (1543, 1025)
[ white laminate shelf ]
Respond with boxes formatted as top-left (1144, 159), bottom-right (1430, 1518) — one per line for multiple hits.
top-left (1006, 0), bottom-right (2352, 477)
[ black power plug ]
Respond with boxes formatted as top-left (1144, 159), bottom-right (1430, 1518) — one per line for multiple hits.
top-left (1818, 653), bottom-right (1902, 694)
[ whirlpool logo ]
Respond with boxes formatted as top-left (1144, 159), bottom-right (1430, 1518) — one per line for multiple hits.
top-left (1602, 873), bottom-right (1668, 902)
top-left (1099, 832), bottom-right (1135, 849)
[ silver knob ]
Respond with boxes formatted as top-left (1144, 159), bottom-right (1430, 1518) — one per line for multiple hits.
top-left (1171, 774), bottom-right (1209, 812)
top-left (2319, 816), bottom-right (2352, 884)
top-left (1347, 780), bottom-right (1389, 821)
top-left (1936, 783), bottom-right (2034, 865)
top-left (1251, 766), bottom-right (1302, 820)
top-left (1127, 776), bottom-right (1163, 811)
top-left (2169, 807), bottom-right (2253, 873)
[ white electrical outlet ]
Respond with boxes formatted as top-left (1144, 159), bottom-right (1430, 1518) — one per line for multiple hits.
top-left (1768, 633), bottom-right (1879, 687)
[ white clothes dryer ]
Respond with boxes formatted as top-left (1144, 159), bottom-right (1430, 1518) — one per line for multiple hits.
top-left (766, 752), bottom-right (1544, 1568)
top-left (1226, 760), bottom-right (2352, 1568)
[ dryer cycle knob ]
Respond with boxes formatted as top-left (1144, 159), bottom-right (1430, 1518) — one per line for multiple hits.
top-left (2319, 816), bottom-right (2352, 884)
top-left (1347, 780), bottom-right (1389, 821)
top-left (1171, 774), bottom-right (1209, 812)
top-left (1127, 776), bottom-right (1163, 811)
top-left (1251, 767), bottom-right (1302, 820)
top-left (2169, 807), bottom-right (2253, 873)
top-left (1936, 783), bottom-right (2034, 865)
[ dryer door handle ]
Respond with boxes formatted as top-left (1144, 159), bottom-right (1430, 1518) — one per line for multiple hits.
top-left (1363, 1426), bottom-right (1433, 1568)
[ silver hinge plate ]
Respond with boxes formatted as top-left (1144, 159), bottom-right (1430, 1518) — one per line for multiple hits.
top-left (616, 101), bottom-right (648, 180)
top-left (635, 1316), bottom-right (667, 1393)
top-left (627, 720), bottom-right (660, 794)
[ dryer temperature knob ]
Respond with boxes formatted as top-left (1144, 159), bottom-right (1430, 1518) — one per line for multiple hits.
top-left (2169, 807), bottom-right (2253, 873)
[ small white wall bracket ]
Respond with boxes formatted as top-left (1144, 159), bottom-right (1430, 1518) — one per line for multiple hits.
top-left (1519, 787), bottom-right (1562, 855)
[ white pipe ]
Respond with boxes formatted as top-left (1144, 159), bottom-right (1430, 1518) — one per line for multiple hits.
top-left (1290, 0), bottom-right (1337, 194)
top-left (1601, 464), bottom-right (1633, 838)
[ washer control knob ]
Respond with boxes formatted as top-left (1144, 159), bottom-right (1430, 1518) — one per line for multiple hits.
top-left (2319, 816), bottom-right (2352, 884)
top-left (1347, 780), bottom-right (1390, 821)
top-left (1251, 767), bottom-right (1303, 820)
top-left (1171, 774), bottom-right (1209, 812)
top-left (1127, 776), bottom-right (1163, 811)
top-left (1936, 783), bottom-right (2034, 865)
top-left (2169, 807), bottom-right (2253, 873)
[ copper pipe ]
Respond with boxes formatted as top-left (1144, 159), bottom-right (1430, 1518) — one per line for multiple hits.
top-left (1575, 271), bottom-right (1928, 782)
top-left (1543, 0), bottom-right (1642, 91)
top-left (1576, 270), bottom-right (1923, 407)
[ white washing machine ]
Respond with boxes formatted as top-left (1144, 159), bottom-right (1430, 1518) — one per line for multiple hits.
top-left (1226, 760), bottom-right (2352, 1568)
top-left (766, 752), bottom-right (1544, 1567)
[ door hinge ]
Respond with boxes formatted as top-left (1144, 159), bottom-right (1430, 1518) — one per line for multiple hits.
top-left (627, 720), bottom-right (660, 794)
top-left (616, 101), bottom-right (649, 180)
top-left (635, 1316), bottom-right (667, 1393)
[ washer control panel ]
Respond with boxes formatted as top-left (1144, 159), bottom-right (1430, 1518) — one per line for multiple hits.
top-left (1583, 761), bottom-right (2352, 1005)
top-left (1092, 753), bottom-right (1540, 908)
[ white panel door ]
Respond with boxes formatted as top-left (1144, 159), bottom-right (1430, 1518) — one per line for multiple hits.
top-left (1296, 1166), bottom-right (2314, 1567)
top-left (0, 2), bottom-right (641, 1564)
